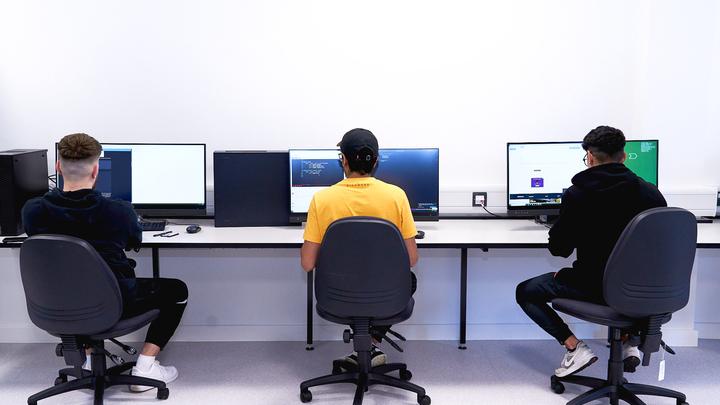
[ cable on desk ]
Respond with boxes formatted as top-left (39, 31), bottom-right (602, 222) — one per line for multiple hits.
top-left (479, 204), bottom-right (503, 218)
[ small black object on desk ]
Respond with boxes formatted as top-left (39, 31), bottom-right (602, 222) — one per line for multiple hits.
top-left (186, 224), bottom-right (202, 234)
top-left (415, 230), bottom-right (425, 239)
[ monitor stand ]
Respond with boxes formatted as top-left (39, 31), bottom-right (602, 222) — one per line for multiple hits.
top-left (534, 215), bottom-right (559, 227)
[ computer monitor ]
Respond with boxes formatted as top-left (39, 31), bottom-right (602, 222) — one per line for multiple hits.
top-left (624, 140), bottom-right (659, 186)
top-left (374, 148), bottom-right (439, 221)
top-left (289, 148), bottom-right (440, 223)
top-left (507, 142), bottom-right (585, 216)
top-left (57, 143), bottom-right (207, 217)
top-left (506, 140), bottom-right (659, 216)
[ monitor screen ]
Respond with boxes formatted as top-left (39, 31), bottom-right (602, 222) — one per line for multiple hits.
top-left (58, 143), bottom-right (206, 216)
top-left (507, 140), bottom-right (659, 214)
top-left (374, 148), bottom-right (439, 220)
top-left (289, 148), bottom-right (440, 221)
top-left (624, 140), bottom-right (658, 186)
top-left (507, 142), bottom-right (585, 213)
top-left (289, 149), bottom-right (345, 215)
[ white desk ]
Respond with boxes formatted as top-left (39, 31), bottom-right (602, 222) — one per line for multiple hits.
top-left (4, 219), bottom-right (719, 348)
top-left (134, 219), bottom-right (720, 349)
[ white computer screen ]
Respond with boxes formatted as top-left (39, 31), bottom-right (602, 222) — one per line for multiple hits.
top-left (507, 142), bottom-right (586, 208)
top-left (289, 149), bottom-right (344, 214)
top-left (98, 144), bottom-right (206, 205)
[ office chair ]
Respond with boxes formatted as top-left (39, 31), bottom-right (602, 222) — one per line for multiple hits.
top-left (550, 207), bottom-right (697, 405)
top-left (299, 217), bottom-right (431, 405)
top-left (19, 234), bottom-right (169, 405)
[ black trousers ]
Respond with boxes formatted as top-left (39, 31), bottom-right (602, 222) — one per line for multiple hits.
top-left (121, 278), bottom-right (189, 350)
top-left (372, 271), bottom-right (417, 342)
top-left (515, 272), bottom-right (602, 345)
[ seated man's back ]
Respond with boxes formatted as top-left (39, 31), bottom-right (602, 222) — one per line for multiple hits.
top-left (304, 176), bottom-right (417, 244)
top-left (23, 188), bottom-right (141, 280)
top-left (549, 162), bottom-right (667, 297)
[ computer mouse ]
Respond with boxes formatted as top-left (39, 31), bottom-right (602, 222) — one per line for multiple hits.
top-left (186, 224), bottom-right (202, 234)
top-left (415, 230), bottom-right (425, 239)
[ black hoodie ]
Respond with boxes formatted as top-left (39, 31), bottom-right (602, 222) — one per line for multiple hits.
top-left (549, 163), bottom-right (667, 299)
top-left (22, 188), bottom-right (142, 285)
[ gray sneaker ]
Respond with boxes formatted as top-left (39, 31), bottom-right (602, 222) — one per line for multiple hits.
top-left (555, 341), bottom-right (598, 377)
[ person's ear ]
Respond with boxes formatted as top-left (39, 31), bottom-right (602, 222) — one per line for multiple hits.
top-left (91, 160), bottom-right (99, 180)
top-left (55, 160), bottom-right (62, 176)
top-left (341, 153), bottom-right (350, 172)
top-left (587, 151), bottom-right (596, 167)
top-left (620, 151), bottom-right (627, 164)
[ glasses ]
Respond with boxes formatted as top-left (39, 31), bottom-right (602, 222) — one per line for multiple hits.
top-left (338, 153), bottom-right (343, 161)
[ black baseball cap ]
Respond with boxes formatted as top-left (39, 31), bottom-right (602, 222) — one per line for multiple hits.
top-left (337, 128), bottom-right (379, 157)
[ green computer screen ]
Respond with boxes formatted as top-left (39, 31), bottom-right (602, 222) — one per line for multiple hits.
top-left (624, 140), bottom-right (658, 186)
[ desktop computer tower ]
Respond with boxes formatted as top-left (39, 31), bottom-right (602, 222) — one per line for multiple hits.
top-left (213, 151), bottom-right (291, 227)
top-left (0, 149), bottom-right (49, 236)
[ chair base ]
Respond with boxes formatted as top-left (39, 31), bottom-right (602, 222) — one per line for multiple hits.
top-left (28, 360), bottom-right (169, 405)
top-left (552, 375), bottom-right (688, 405)
top-left (300, 360), bottom-right (430, 405)
top-left (551, 328), bottom-right (688, 405)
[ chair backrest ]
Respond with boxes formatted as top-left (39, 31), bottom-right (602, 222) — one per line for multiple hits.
top-left (315, 217), bottom-right (412, 319)
top-left (19, 234), bottom-right (123, 335)
top-left (604, 207), bottom-right (697, 318)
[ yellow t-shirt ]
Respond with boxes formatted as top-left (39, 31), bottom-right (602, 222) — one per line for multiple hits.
top-left (303, 177), bottom-right (417, 243)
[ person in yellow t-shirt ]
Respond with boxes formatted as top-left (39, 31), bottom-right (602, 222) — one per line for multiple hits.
top-left (300, 128), bottom-right (420, 368)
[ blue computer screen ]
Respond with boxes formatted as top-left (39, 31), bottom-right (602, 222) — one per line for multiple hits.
top-left (375, 149), bottom-right (439, 217)
top-left (289, 148), bottom-right (439, 219)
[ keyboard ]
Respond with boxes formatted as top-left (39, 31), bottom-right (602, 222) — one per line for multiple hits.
top-left (140, 219), bottom-right (167, 232)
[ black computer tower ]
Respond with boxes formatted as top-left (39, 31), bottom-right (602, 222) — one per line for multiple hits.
top-left (213, 151), bottom-right (291, 227)
top-left (0, 149), bottom-right (49, 236)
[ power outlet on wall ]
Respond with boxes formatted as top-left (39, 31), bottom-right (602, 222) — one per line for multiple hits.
top-left (472, 192), bottom-right (488, 207)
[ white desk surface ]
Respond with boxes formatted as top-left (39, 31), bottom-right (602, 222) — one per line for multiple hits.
top-left (3, 219), bottom-right (719, 248)
top-left (140, 219), bottom-right (720, 248)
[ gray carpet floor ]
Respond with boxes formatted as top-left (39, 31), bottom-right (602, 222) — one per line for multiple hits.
top-left (1, 339), bottom-right (717, 405)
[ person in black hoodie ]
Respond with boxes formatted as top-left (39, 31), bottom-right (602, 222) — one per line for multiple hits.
top-left (516, 126), bottom-right (666, 378)
top-left (22, 133), bottom-right (187, 392)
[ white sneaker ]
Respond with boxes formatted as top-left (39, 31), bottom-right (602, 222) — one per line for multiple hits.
top-left (344, 347), bottom-right (387, 369)
top-left (555, 341), bottom-right (598, 377)
top-left (623, 341), bottom-right (641, 373)
top-left (130, 361), bottom-right (178, 392)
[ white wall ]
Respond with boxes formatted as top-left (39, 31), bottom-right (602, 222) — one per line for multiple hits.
top-left (1, 1), bottom-right (719, 346)
top-left (1, 0), bottom-right (719, 189)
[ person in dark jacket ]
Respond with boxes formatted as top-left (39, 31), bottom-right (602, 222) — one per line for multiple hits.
top-left (22, 133), bottom-right (187, 392)
top-left (516, 126), bottom-right (667, 378)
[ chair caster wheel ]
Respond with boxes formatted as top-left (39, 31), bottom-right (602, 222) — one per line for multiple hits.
top-left (157, 387), bottom-right (170, 400)
top-left (399, 369), bottom-right (413, 381)
top-left (54, 376), bottom-right (67, 386)
top-left (550, 376), bottom-right (565, 394)
top-left (677, 402), bottom-right (689, 405)
top-left (418, 394), bottom-right (431, 405)
top-left (300, 389), bottom-right (312, 403)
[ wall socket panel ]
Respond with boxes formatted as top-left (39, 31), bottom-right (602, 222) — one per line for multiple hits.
top-left (472, 191), bottom-right (487, 207)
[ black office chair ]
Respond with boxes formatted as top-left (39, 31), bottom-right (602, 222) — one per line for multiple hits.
top-left (19, 234), bottom-right (169, 405)
top-left (299, 217), bottom-right (431, 405)
top-left (550, 207), bottom-right (697, 405)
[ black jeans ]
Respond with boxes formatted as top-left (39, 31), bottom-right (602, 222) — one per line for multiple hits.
top-left (515, 272), bottom-right (602, 345)
top-left (121, 278), bottom-right (189, 350)
top-left (372, 271), bottom-right (417, 342)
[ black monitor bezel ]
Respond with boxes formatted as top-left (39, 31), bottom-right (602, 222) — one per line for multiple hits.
top-left (288, 147), bottom-right (440, 223)
top-left (506, 139), bottom-right (659, 215)
top-left (55, 142), bottom-right (207, 217)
